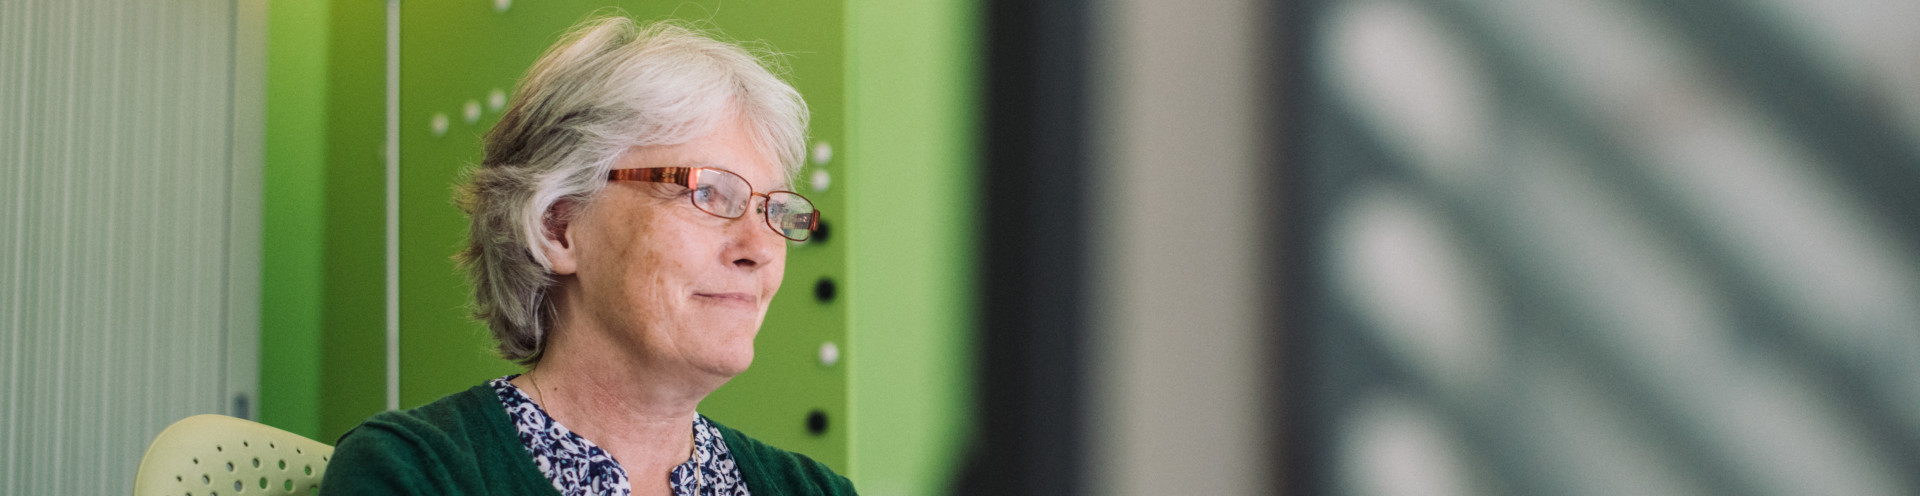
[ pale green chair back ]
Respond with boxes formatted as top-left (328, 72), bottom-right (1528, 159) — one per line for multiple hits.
top-left (133, 414), bottom-right (334, 496)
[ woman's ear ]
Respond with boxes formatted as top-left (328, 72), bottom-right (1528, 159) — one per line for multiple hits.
top-left (539, 200), bottom-right (580, 275)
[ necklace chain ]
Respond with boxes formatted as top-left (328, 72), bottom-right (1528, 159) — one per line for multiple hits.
top-left (529, 367), bottom-right (547, 407)
top-left (524, 369), bottom-right (705, 495)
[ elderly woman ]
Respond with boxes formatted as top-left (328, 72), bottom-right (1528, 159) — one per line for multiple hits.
top-left (322, 16), bottom-right (851, 496)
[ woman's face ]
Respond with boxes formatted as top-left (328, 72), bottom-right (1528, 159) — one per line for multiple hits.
top-left (563, 112), bottom-right (788, 379)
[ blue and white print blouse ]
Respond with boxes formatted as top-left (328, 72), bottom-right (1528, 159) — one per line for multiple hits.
top-left (490, 375), bottom-right (750, 496)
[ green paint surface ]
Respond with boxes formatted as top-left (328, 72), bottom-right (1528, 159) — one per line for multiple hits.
top-left (318, 0), bottom-right (392, 444)
top-left (844, 0), bottom-right (979, 492)
top-left (260, 0), bottom-right (330, 440)
top-left (261, 0), bottom-right (391, 444)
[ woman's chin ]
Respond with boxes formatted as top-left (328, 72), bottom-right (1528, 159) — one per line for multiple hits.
top-left (672, 312), bottom-right (763, 379)
top-left (702, 349), bottom-right (755, 378)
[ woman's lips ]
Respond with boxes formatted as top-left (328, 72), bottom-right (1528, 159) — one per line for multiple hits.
top-left (694, 292), bottom-right (757, 305)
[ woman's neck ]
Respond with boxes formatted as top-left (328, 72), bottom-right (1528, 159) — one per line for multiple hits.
top-left (514, 317), bottom-right (723, 492)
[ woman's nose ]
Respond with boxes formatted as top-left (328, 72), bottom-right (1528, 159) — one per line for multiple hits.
top-left (724, 201), bottom-right (781, 269)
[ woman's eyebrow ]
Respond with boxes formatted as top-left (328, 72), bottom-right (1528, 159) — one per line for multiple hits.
top-left (695, 163), bottom-right (793, 190)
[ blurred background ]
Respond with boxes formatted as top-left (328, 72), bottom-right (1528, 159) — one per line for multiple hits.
top-left (2, 0), bottom-right (1916, 494)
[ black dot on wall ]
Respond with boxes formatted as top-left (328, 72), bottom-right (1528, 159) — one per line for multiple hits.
top-left (806, 409), bottom-right (829, 435)
top-left (811, 220), bottom-right (830, 244)
top-left (814, 278), bottom-right (836, 303)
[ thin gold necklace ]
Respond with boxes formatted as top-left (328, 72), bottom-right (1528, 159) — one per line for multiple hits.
top-left (529, 368), bottom-right (705, 495)
top-left (529, 367), bottom-right (552, 419)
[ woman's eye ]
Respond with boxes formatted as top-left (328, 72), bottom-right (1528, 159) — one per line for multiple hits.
top-left (693, 185), bottom-right (719, 203)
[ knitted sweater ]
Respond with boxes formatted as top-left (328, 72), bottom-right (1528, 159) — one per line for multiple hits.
top-left (320, 384), bottom-right (856, 496)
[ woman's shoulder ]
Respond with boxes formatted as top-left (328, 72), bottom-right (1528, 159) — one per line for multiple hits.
top-left (708, 418), bottom-right (858, 496)
top-left (334, 385), bottom-right (504, 447)
top-left (321, 384), bottom-right (555, 495)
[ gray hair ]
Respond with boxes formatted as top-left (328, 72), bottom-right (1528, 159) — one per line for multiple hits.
top-left (457, 16), bottom-right (809, 364)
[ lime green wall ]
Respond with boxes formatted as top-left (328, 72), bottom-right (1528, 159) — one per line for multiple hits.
top-left (261, 0), bottom-right (390, 445)
top-left (317, 0), bottom-right (392, 444)
top-left (844, 0), bottom-right (979, 493)
top-left (260, 0), bottom-right (329, 440)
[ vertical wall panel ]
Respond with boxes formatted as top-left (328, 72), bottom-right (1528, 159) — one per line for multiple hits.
top-left (2, 0), bottom-right (17, 487)
top-left (0, 0), bottom-right (259, 493)
top-left (1090, 0), bottom-right (1274, 493)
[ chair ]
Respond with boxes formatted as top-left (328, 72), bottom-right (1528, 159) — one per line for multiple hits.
top-left (133, 415), bottom-right (334, 496)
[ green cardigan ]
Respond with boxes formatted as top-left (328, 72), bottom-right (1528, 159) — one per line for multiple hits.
top-left (320, 384), bottom-right (856, 496)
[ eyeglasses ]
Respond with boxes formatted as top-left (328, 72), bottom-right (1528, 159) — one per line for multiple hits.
top-left (607, 167), bottom-right (820, 242)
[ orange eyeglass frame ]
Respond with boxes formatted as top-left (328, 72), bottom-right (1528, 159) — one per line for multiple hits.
top-left (606, 167), bottom-right (821, 240)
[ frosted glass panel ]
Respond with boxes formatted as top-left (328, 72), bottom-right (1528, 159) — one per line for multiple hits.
top-left (0, 1), bottom-right (259, 494)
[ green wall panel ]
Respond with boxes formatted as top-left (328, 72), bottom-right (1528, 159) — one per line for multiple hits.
top-left (396, 0), bottom-right (850, 471)
top-left (261, 0), bottom-right (330, 440)
top-left (318, 0), bottom-right (393, 444)
top-left (843, 0), bottom-right (978, 492)
top-left (261, 0), bottom-right (392, 445)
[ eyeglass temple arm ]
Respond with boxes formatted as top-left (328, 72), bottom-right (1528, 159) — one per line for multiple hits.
top-left (607, 167), bottom-right (694, 186)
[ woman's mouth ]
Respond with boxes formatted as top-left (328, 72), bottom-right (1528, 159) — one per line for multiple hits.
top-left (693, 292), bottom-right (756, 305)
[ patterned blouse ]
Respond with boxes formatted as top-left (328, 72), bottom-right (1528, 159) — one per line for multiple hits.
top-left (490, 375), bottom-right (750, 496)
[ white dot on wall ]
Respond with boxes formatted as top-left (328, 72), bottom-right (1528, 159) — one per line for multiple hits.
top-left (487, 89), bottom-right (507, 112)
top-left (462, 100), bottom-right (482, 124)
top-left (818, 342), bottom-right (840, 367)
top-left (811, 141), bottom-right (833, 165)
top-left (810, 169), bottom-right (831, 193)
top-left (429, 113), bottom-right (449, 137)
top-left (493, 0), bottom-right (510, 13)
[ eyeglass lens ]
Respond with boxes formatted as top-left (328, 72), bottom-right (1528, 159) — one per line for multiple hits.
top-left (691, 168), bottom-right (816, 242)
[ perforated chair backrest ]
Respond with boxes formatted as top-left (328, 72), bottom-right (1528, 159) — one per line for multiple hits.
top-left (132, 414), bottom-right (335, 496)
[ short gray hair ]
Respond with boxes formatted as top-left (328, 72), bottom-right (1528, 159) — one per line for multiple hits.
top-left (457, 16), bottom-right (809, 364)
